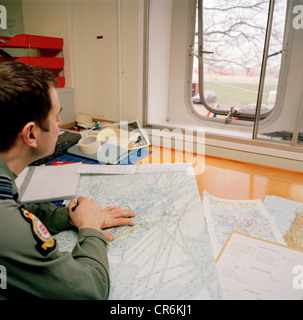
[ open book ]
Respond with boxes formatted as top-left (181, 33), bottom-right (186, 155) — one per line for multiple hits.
top-left (97, 120), bottom-right (151, 150)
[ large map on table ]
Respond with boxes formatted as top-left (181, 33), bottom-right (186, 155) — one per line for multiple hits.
top-left (54, 168), bottom-right (222, 300)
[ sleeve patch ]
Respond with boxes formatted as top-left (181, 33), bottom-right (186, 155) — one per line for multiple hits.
top-left (0, 176), bottom-right (13, 200)
top-left (20, 207), bottom-right (56, 256)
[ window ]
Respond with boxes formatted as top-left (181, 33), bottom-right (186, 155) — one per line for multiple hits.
top-left (147, 0), bottom-right (303, 152)
top-left (191, 0), bottom-right (287, 124)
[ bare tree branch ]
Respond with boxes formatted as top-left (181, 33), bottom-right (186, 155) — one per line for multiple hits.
top-left (198, 0), bottom-right (285, 72)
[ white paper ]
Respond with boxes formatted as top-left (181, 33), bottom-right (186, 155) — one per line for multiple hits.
top-left (203, 192), bottom-right (285, 257)
top-left (77, 164), bottom-right (137, 175)
top-left (264, 195), bottom-right (303, 251)
top-left (97, 126), bottom-right (140, 148)
top-left (76, 163), bottom-right (194, 175)
top-left (20, 163), bottom-right (81, 203)
top-left (217, 232), bottom-right (303, 300)
top-left (136, 163), bottom-right (194, 174)
top-left (15, 167), bottom-right (29, 189)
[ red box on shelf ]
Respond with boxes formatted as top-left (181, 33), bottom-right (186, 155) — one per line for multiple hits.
top-left (0, 34), bottom-right (65, 87)
top-left (0, 34), bottom-right (63, 50)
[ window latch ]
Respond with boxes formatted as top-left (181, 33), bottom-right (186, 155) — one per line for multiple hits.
top-left (225, 107), bottom-right (237, 124)
top-left (199, 48), bottom-right (214, 57)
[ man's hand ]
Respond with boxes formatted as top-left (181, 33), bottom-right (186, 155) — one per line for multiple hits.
top-left (68, 197), bottom-right (105, 232)
top-left (68, 197), bottom-right (136, 242)
top-left (98, 206), bottom-right (136, 241)
top-left (102, 206), bottom-right (136, 229)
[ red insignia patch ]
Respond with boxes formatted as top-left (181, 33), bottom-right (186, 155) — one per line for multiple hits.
top-left (20, 207), bottom-right (56, 256)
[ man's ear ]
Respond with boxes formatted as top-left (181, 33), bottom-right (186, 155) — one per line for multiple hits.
top-left (18, 122), bottom-right (38, 148)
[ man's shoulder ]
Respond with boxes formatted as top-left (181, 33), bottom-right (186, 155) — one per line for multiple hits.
top-left (0, 175), bottom-right (13, 200)
top-left (0, 175), bottom-right (21, 218)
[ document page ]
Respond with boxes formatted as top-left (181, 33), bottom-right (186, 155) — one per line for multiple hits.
top-left (19, 163), bottom-right (81, 203)
top-left (216, 232), bottom-right (303, 300)
top-left (76, 163), bottom-right (194, 175)
top-left (203, 192), bottom-right (285, 257)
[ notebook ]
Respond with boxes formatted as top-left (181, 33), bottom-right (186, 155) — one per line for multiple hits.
top-left (16, 163), bottom-right (81, 204)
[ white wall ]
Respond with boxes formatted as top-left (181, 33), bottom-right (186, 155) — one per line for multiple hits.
top-left (147, 0), bottom-right (172, 124)
top-left (0, 0), bottom-right (24, 36)
top-left (0, 0), bottom-right (25, 57)
top-left (22, 0), bottom-right (144, 124)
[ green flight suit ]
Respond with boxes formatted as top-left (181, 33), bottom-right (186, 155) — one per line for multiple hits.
top-left (0, 156), bottom-right (110, 300)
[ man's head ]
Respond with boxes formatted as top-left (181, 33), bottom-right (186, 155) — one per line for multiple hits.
top-left (0, 61), bottom-right (60, 153)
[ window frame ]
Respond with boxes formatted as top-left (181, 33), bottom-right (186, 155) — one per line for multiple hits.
top-left (144, 0), bottom-right (303, 171)
top-left (192, 0), bottom-right (283, 124)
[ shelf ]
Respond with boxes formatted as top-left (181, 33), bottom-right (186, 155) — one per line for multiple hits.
top-left (0, 34), bottom-right (63, 50)
top-left (0, 34), bottom-right (65, 87)
top-left (0, 57), bottom-right (64, 69)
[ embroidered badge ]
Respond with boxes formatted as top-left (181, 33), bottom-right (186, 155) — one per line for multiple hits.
top-left (20, 207), bottom-right (56, 256)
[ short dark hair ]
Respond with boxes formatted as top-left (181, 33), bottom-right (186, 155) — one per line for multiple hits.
top-left (0, 61), bottom-right (58, 151)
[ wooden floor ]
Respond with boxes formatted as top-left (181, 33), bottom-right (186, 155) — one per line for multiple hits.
top-left (138, 145), bottom-right (303, 203)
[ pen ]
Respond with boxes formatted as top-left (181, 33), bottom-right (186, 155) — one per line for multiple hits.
top-left (72, 202), bottom-right (79, 212)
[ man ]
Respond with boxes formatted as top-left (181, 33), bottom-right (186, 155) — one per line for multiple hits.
top-left (0, 61), bottom-right (136, 299)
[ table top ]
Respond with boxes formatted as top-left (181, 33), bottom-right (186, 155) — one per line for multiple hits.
top-left (137, 145), bottom-right (303, 203)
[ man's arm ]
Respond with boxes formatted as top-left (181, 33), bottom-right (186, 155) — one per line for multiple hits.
top-left (24, 202), bottom-right (72, 235)
top-left (24, 198), bottom-right (137, 237)
top-left (0, 199), bottom-right (110, 300)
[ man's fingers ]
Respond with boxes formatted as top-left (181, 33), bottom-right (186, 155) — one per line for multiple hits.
top-left (101, 230), bottom-right (114, 242)
top-left (105, 206), bottom-right (136, 218)
top-left (68, 199), bottom-right (76, 210)
top-left (115, 218), bottom-right (135, 226)
top-left (102, 206), bottom-right (136, 230)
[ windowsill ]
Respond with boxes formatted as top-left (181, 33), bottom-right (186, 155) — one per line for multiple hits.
top-left (145, 120), bottom-right (303, 172)
top-left (158, 120), bottom-right (253, 138)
